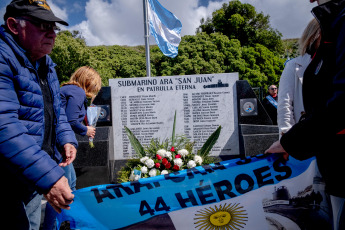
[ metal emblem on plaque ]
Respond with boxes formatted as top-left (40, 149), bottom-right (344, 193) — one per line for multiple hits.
top-left (240, 98), bottom-right (258, 116)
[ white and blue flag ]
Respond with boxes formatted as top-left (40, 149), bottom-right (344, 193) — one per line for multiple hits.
top-left (57, 154), bottom-right (332, 229)
top-left (147, 0), bottom-right (182, 58)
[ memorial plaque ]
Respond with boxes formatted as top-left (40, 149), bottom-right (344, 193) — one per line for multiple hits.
top-left (109, 73), bottom-right (239, 160)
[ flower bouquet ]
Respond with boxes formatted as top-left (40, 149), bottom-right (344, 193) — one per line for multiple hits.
top-left (86, 105), bottom-right (101, 148)
top-left (117, 111), bottom-right (221, 183)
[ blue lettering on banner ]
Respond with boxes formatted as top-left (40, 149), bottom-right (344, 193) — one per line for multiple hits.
top-left (58, 154), bottom-right (315, 230)
top-left (90, 155), bottom-right (293, 209)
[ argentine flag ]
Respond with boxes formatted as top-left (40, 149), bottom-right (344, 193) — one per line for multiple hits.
top-left (147, 0), bottom-right (182, 58)
top-left (57, 155), bottom-right (331, 229)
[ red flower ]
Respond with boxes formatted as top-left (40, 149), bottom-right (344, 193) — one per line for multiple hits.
top-left (162, 158), bottom-right (168, 165)
top-left (175, 154), bottom-right (181, 158)
top-left (173, 165), bottom-right (179, 171)
top-left (170, 146), bottom-right (175, 152)
top-left (165, 162), bottom-right (171, 169)
top-left (156, 154), bottom-right (162, 160)
top-left (155, 163), bottom-right (160, 168)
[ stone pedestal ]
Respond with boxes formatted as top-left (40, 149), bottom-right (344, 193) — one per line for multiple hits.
top-left (239, 124), bottom-right (279, 156)
top-left (236, 80), bottom-right (279, 156)
top-left (74, 126), bottom-right (112, 189)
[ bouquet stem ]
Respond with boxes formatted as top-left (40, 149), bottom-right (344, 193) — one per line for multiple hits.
top-left (89, 137), bottom-right (95, 148)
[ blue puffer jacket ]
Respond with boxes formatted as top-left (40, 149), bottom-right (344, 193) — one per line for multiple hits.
top-left (0, 26), bottom-right (78, 194)
top-left (60, 84), bottom-right (88, 136)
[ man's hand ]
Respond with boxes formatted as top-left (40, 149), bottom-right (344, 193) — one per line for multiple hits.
top-left (44, 176), bottom-right (74, 213)
top-left (265, 140), bottom-right (289, 161)
top-left (59, 143), bottom-right (77, 167)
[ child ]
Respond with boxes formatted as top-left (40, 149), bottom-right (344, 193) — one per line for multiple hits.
top-left (61, 66), bottom-right (102, 141)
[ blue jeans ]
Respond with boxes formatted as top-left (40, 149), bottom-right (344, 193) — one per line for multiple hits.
top-left (42, 163), bottom-right (76, 230)
top-left (64, 163), bottom-right (77, 191)
top-left (331, 195), bottom-right (345, 230)
top-left (26, 193), bottom-right (43, 229)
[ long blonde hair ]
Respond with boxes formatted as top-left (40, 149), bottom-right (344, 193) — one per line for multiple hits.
top-left (62, 66), bottom-right (102, 98)
top-left (299, 18), bottom-right (321, 56)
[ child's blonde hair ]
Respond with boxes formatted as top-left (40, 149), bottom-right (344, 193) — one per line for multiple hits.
top-left (62, 66), bottom-right (102, 98)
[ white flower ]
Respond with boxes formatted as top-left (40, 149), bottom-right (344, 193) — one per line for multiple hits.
top-left (129, 170), bottom-right (141, 181)
top-left (157, 149), bottom-right (167, 157)
top-left (149, 168), bottom-right (157, 177)
top-left (178, 149), bottom-right (189, 157)
top-left (165, 151), bottom-right (172, 160)
top-left (174, 158), bottom-right (183, 167)
top-left (187, 160), bottom-right (196, 168)
top-left (145, 159), bottom-right (155, 168)
top-left (140, 156), bottom-right (149, 163)
top-left (129, 171), bottom-right (135, 181)
top-left (141, 166), bottom-right (148, 174)
top-left (161, 170), bottom-right (169, 175)
top-left (194, 155), bottom-right (203, 165)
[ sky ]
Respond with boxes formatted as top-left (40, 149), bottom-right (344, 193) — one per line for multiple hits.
top-left (0, 0), bottom-right (317, 47)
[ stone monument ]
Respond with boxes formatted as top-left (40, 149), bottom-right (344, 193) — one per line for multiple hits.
top-left (74, 76), bottom-right (278, 187)
top-left (109, 73), bottom-right (240, 180)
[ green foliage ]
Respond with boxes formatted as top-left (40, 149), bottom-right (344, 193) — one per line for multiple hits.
top-left (171, 111), bottom-right (177, 147)
top-left (51, 30), bottom-right (91, 84)
top-left (118, 117), bottom-right (220, 183)
top-left (89, 45), bottom-right (148, 80)
top-left (117, 159), bottom-right (141, 183)
top-left (144, 135), bottom-right (194, 158)
top-left (51, 31), bottom-right (284, 89)
top-left (197, 0), bottom-right (283, 53)
top-left (198, 126), bottom-right (222, 158)
top-left (124, 126), bottom-right (146, 158)
top-left (152, 32), bottom-right (284, 89)
top-left (282, 38), bottom-right (299, 59)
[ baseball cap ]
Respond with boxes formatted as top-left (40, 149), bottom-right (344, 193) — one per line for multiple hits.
top-left (4, 0), bottom-right (68, 26)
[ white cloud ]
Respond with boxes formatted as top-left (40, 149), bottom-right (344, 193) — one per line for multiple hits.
top-left (71, 0), bottom-right (229, 46)
top-left (66, 0), bottom-right (318, 46)
top-left (242, 0), bottom-right (317, 39)
top-left (47, 0), bottom-right (68, 22)
top-left (81, 0), bottom-right (145, 46)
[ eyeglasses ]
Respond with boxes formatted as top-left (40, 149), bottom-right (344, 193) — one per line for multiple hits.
top-left (16, 17), bottom-right (60, 32)
top-left (270, 88), bottom-right (277, 90)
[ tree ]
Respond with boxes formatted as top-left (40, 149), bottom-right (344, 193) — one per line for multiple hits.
top-left (152, 33), bottom-right (225, 76)
top-left (151, 32), bottom-right (284, 89)
top-left (51, 29), bottom-right (284, 89)
top-left (241, 44), bottom-right (283, 88)
top-left (51, 31), bottom-right (91, 83)
top-left (282, 38), bottom-right (299, 59)
top-left (88, 45), bottom-right (148, 83)
top-left (197, 0), bottom-right (283, 53)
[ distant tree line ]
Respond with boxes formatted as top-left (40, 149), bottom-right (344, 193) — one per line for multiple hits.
top-left (50, 0), bottom-right (299, 90)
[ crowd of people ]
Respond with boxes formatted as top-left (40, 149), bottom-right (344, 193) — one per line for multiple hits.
top-left (1, 0), bottom-right (345, 229)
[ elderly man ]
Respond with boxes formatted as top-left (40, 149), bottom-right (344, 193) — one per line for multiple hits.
top-left (0, 0), bottom-right (78, 229)
top-left (262, 85), bottom-right (278, 125)
top-left (266, 0), bottom-right (345, 229)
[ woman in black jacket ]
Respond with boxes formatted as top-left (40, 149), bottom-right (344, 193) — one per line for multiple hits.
top-left (266, 0), bottom-right (345, 229)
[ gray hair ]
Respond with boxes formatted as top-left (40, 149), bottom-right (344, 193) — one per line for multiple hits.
top-left (5, 18), bottom-right (26, 28)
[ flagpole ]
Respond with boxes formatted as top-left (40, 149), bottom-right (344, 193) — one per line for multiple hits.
top-left (143, 0), bottom-right (151, 77)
